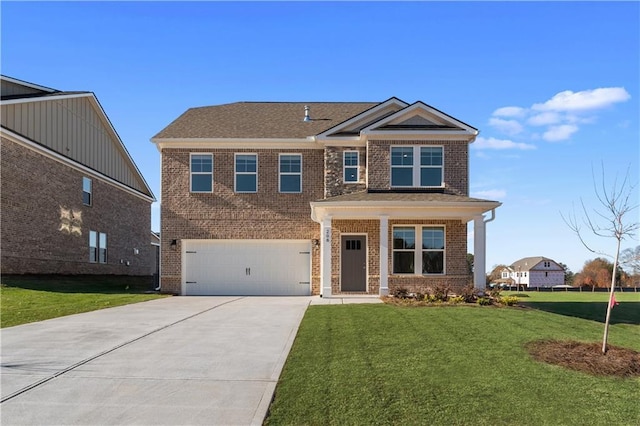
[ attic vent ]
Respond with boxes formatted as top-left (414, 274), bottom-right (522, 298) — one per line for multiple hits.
top-left (303, 105), bottom-right (311, 122)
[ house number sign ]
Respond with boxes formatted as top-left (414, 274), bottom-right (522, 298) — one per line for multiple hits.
top-left (324, 228), bottom-right (331, 243)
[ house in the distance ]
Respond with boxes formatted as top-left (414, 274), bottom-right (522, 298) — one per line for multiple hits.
top-left (1, 75), bottom-right (155, 275)
top-left (501, 256), bottom-right (565, 288)
top-left (152, 98), bottom-right (501, 296)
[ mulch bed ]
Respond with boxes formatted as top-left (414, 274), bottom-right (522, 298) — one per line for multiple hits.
top-left (526, 340), bottom-right (640, 378)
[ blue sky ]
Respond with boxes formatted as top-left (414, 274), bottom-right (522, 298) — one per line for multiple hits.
top-left (2, 1), bottom-right (638, 274)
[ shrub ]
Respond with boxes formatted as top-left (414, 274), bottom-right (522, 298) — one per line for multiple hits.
top-left (500, 296), bottom-right (519, 306)
top-left (392, 288), bottom-right (409, 299)
top-left (477, 297), bottom-right (492, 306)
top-left (432, 285), bottom-right (450, 302)
top-left (449, 295), bottom-right (465, 304)
top-left (459, 285), bottom-right (480, 303)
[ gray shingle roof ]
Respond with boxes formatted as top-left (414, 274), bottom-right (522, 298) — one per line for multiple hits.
top-left (152, 102), bottom-right (379, 139)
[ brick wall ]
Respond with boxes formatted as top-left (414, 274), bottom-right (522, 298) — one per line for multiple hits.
top-left (1, 137), bottom-right (153, 275)
top-left (367, 140), bottom-right (469, 195)
top-left (160, 148), bottom-right (324, 294)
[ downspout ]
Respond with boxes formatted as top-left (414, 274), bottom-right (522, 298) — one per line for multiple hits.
top-left (484, 208), bottom-right (496, 224)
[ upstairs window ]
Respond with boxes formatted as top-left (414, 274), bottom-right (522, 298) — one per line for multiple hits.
top-left (344, 151), bottom-right (359, 183)
top-left (235, 154), bottom-right (257, 193)
top-left (391, 146), bottom-right (443, 188)
top-left (279, 154), bottom-right (302, 193)
top-left (83, 177), bottom-right (92, 206)
top-left (190, 154), bottom-right (213, 192)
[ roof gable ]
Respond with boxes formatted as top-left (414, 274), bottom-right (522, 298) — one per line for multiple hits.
top-left (362, 101), bottom-right (478, 136)
top-left (316, 97), bottom-right (408, 138)
top-left (1, 76), bottom-right (153, 199)
top-left (1, 75), bottom-right (57, 98)
top-left (510, 256), bottom-right (562, 271)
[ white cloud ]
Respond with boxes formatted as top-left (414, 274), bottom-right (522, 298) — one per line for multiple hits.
top-left (492, 106), bottom-right (526, 117)
top-left (488, 117), bottom-right (523, 135)
top-left (473, 136), bottom-right (536, 150)
top-left (473, 189), bottom-right (506, 200)
top-left (527, 111), bottom-right (561, 126)
top-left (531, 87), bottom-right (630, 112)
top-left (542, 124), bottom-right (579, 141)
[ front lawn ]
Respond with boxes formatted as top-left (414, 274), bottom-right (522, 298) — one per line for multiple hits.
top-left (0, 275), bottom-right (167, 328)
top-left (265, 303), bottom-right (640, 425)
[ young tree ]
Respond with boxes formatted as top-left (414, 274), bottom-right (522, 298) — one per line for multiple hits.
top-left (562, 163), bottom-right (639, 354)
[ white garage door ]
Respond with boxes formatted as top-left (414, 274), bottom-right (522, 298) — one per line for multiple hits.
top-left (183, 240), bottom-right (311, 296)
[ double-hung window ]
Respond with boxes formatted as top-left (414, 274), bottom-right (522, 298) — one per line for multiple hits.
top-left (235, 154), bottom-right (257, 193)
top-left (279, 154), bottom-right (302, 193)
top-left (343, 151), bottom-right (359, 183)
top-left (391, 146), bottom-right (443, 188)
top-left (89, 231), bottom-right (107, 264)
top-left (190, 154), bottom-right (213, 192)
top-left (83, 177), bottom-right (92, 206)
top-left (392, 226), bottom-right (445, 274)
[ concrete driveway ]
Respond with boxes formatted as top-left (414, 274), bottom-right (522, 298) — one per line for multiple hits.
top-left (0, 296), bottom-right (311, 425)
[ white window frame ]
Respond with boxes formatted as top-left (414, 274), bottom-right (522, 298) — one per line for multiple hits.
top-left (343, 150), bottom-right (359, 183)
top-left (89, 231), bottom-right (107, 264)
top-left (390, 146), bottom-right (444, 188)
top-left (83, 177), bottom-right (92, 206)
top-left (279, 153), bottom-right (302, 193)
top-left (190, 153), bottom-right (214, 193)
top-left (234, 153), bottom-right (258, 193)
top-left (392, 225), bottom-right (446, 275)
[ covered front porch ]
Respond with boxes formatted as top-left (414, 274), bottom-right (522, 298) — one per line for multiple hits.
top-left (310, 192), bottom-right (501, 298)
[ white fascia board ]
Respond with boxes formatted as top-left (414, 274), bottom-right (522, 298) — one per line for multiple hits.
top-left (1, 128), bottom-right (155, 203)
top-left (363, 131), bottom-right (475, 140)
top-left (1, 75), bottom-right (57, 93)
top-left (152, 138), bottom-right (323, 150)
top-left (316, 97), bottom-right (409, 138)
top-left (317, 138), bottom-right (366, 147)
top-left (310, 201), bottom-right (501, 223)
top-left (0, 92), bottom-right (92, 105)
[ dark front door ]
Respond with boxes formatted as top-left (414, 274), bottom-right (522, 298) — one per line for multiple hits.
top-left (341, 235), bottom-right (367, 292)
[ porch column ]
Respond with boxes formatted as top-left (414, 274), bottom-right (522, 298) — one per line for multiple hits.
top-left (379, 215), bottom-right (389, 296)
top-left (473, 215), bottom-right (486, 291)
top-left (320, 216), bottom-right (332, 297)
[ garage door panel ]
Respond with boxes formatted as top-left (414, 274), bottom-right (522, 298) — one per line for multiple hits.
top-left (183, 240), bottom-right (311, 296)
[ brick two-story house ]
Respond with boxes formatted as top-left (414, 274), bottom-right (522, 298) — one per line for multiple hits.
top-left (153, 98), bottom-right (500, 296)
top-left (1, 75), bottom-right (155, 276)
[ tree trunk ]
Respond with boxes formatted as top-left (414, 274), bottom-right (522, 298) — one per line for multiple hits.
top-left (602, 237), bottom-right (622, 354)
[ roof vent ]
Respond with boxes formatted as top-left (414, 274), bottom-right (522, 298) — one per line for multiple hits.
top-left (303, 105), bottom-right (311, 122)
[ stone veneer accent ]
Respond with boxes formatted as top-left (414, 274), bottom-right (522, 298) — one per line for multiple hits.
top-left (324, 146), bottom-right (367, 197)
top-left (367, 140), bottom-right (469, 195)
top-left (1, 137), bottom-right (153, 275)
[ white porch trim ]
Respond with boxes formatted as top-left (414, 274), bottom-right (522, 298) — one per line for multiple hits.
top-left (320, 216), bottom-right (332, 298)
top-left (379, 215), bottom-right (389, 296)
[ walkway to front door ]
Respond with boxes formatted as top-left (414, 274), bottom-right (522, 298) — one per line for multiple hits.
top-left (341, 235), bottom-right (367, 292)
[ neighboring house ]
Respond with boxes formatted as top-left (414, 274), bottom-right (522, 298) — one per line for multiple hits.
top-left (1, 75), bottom-right (155, 275)
top-left (501, 257), bottom-right (565, 288)
top-left (152, 98), bottom-right (501, 296)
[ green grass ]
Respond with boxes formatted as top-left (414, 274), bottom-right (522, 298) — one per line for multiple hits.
top-left (504, 290), bottom-right (640, 325)
top-left (0, 275), bottom-right (167, 328)
top-left (266, 303), bottom-right (640, 426)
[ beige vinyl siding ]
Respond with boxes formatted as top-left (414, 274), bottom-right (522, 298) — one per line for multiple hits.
top-left (0, 80), bottom-right (46, 97)
top-left (1, 97), bottom-right (147, 194)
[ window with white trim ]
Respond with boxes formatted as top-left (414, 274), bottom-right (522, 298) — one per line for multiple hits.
top-left (393, 226), bottom-right (445, 274)
top-left (343, 151), bottom-right (359, 183)
top-left (83, 177), bottom-right (92, 206)
top-left (89, 231), bottom-right (107, 264)
top-left (190, 154), bottom-right (213, 192)
top-left (391, 146), bottom-right (443, 188)
top-left (235, 154), bottom-right (257, 193)
top-left (279, 154), bottom-right (302, 193)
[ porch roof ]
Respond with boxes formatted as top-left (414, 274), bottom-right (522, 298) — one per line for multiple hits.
top-left (310, 191), bottom-right (501, 222)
